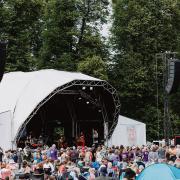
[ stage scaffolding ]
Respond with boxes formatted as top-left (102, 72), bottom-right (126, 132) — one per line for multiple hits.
top-left (16, 79), bottom-right (121, 144)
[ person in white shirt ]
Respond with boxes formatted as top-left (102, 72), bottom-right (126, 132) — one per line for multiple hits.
top-left (43, 158), bottom-right (54, 178)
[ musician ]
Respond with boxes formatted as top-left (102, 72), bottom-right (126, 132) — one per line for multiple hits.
top-left (93, 129), bottom-right (99, 145)
top-left (78, 132), bottom-right (85, 147)
top-left (38, 135), bottom-right (43, 144)
top-left (58, 136), bottom-right (66, 149)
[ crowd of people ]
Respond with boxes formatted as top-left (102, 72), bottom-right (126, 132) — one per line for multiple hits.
top-left (0, 143), bottom-right (179, 180)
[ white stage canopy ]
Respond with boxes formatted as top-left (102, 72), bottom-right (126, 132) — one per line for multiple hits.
top-left (0, 70), bottom-right (104, 149)
top-left (108, 115), bottom-right (146, 147)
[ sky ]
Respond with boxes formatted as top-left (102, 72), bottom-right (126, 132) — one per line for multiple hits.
top-left (101, 1), bottom-right (113, 38)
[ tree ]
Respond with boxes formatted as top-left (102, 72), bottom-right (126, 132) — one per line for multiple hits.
top-left (110, 0), bottom-right (180, 140)
top-left (0, 0), bottom-right (43, 71)
top-left (39, 0), bottom-right (78, 71)
top-left (78, 55), bottom-right (108, 80)
top-left (1, 0), bottom-right (109, 76)
top-left (39, 0), bottom-right (109, 71)
top-left (75, 0), bottom-right (109, 61)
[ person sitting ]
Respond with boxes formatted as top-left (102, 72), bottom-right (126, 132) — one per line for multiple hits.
top-left (0, 163), bottom-right (12, 180)
top-left (169, 145), bottom-right (177, 162)
top-left (95, 166), bottom-right (112, 180)
top-left (19, 160), bottom-right (31, 179)
top-left (107, 162), bottom-right (115, 177)
top-left (135, 156), bottom-right (145, 169)
top-left (174, 153), bottom-right (180, 168)
top-left (57, 165), bottom-right (73, 180)
top-left (33, 149), bottom-right (42, 164)
top-left (88, 168), bottom-right (96, 180)
top-left (33, 163), bottom-right (44, 180)
top-left (43, 158), bottom-right (54, 178)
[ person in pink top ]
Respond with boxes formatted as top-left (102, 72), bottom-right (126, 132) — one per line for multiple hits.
top-left (0, 163), bottom-right (12, 180)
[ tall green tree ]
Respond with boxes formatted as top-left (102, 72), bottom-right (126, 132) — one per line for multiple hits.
top-left (39, 0), bottom-right (78, 71)
top-left (75, 0), bottom-right (109, 60)
top-left (0, 0), bottom-right (43, 71)
top-left (39, 0), bottom-right (109, 72)
top-left (110, 0), bottom-right (180, 140)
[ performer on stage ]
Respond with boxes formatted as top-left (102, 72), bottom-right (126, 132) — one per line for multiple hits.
top-left (77, 132), bottom-right (85, 147)
top-left (93, 129), bottom-right (99, 146)
top-left (58, 136), bottom-right (66, 149)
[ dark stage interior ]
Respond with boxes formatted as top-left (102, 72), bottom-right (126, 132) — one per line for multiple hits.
top-left (21, 85), bottom-right (116, 146)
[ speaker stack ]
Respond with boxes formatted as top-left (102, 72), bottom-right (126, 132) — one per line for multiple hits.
top-left (0, 41), bottom-right (7, 82)
top-left (165, 58), bottom-right (180, 94)
top-left (164, 58), bottom-right (180, 144)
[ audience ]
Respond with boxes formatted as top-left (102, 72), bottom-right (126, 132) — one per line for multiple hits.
top-left (0, 143), bottom-right (179, 179)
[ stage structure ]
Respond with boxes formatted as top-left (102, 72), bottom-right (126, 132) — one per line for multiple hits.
top-left (0, 70), bottom-right (120, 149)
top-left (156, 52), bottom-right (180, 145)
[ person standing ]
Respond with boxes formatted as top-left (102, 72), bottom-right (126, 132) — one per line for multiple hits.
top-left (17, 148), bottom-right (23, 169)
top-left (93, 129), bottom-right (99, 147)
top-left (158, 144), bottom-right (166, 163)
top-left (148, 146), bottom-right (159, 164)
top-left (79, 132), bottom-right (85, 147)
top-left (50, 144), bottom-right (57, 161)
top-left (0, 147), bottom-right (3, 165)
top-left (142, 147), bottom-right (149, 163)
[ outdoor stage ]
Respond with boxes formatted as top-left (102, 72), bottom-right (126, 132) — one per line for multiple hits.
top-left (0, 70), bottom-right (120, 149)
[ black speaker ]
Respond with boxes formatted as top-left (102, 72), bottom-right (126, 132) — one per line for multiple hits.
top-left (165, 59), bottom-right (180, 94)
top-left (175, 136), bottom-right (180, 145)
top-left (0, 41), bottom-right (6, 82)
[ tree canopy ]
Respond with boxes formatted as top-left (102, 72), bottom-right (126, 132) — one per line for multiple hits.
top-left (110, 0), bottom-right (180, 140)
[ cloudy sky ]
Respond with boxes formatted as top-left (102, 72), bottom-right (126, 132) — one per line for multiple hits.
top-left (101, 1), bottom-right (113, 38)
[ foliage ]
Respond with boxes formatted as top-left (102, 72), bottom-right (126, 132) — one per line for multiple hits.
top-left (0, 0), bottom-right (43, 71)
top-left (0, 0), bottom-right (109, 73)
top-left (110, 0), bottom-right (180, 140)
top-left (39, 0), bottom-right (109, 71)
top-left (78, 55), bottom-right (108, 80)
top-left (39, 0), bottom-right (78, 71)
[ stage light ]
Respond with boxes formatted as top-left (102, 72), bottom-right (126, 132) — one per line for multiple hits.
top-left (82, 86), bottom-right (86, 90)
top-left (90, 86), bottom-right (93, 90)
top-left (98, 109), bottom-right (102, 113)
top-left (86, 101), bottom-right (90, 104)
top-left (78, 97), bottom-right (82, 100)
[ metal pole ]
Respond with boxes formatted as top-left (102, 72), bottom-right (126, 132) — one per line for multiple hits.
top-left (104, 121), bottom-right (108, 147)
top-left (163, 53), bottom-right (168, 145)
top-left (66, 98), bottom-right (76, 138)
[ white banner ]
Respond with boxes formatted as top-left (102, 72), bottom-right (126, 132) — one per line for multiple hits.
top-left (127, 125), bottom-right (137, 146)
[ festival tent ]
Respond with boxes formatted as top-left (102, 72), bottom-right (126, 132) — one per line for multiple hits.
top-left (0, 69), bottom-right (120, 150)
top-left (137, 164), bottom-right (180, 180)
top-left (108, 115), bottom-right (146, 147)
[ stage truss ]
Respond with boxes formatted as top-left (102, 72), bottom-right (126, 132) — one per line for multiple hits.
top-left (16, 80), bottom-right (121, 142)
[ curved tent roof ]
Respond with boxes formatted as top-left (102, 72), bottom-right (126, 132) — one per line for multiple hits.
top-left (137, 164), bottom-right (180, 180)
top-left (0, 69), bottom-right (103, 141)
